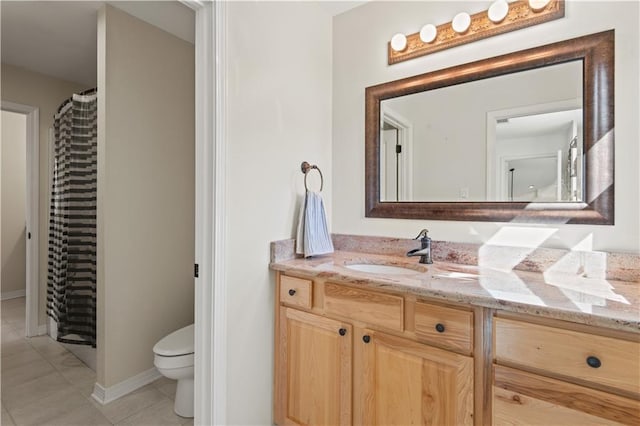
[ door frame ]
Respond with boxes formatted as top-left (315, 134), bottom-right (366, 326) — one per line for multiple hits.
top-left (179, 1), bottom-right (227, 425)
top-left (380, 105), bottom-right (413, 201)
top-left (1, 101), bottom-right (40, 337)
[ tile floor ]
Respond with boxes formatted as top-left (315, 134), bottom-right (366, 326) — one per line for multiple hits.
top-left (1, 297), bottom-right (193, 426)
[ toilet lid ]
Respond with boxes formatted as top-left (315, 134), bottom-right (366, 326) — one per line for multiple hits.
top-left (153, 324), bottom-right (194, 356)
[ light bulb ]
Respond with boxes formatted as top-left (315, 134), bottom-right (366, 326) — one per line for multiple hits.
top-left (529, 0), bottom-right (551, 12)
top-left (419, 24), bottom-right (437, 43)
top-left (452, 12), bottom-right (471, 34)
top-left (390, 33), bottom-right (407, 52)
top-left (488, 0), bottom-right (509, 23)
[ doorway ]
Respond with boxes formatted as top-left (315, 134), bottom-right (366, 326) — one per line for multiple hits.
top-left (504, 153), bottom-right (561, 201)
top-left (486, 99), bottom-right (582, 201)
top-left (1, 102), bottom-right (40, 338)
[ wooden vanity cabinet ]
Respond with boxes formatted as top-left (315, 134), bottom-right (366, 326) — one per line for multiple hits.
top-left (493, 314), bottom-right (640, 426)
top-left (274, 265), bottom-right (640, 426)
top-left (275, 272), bottom-right (640, 425)
top-left (275, 273), bottom-right (475, 426)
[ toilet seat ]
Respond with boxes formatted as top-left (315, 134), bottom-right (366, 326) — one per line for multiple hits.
top-left (153, 324), bottom-right (194, 357)
top-left (154, 353), bottom-right (194, 370)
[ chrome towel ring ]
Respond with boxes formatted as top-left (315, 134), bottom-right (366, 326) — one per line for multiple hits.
top-left (301, 161), bottom-right (323, 192)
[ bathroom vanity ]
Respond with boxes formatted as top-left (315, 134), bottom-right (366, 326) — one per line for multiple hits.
top-left (270, 240), bottom-right (640, 426)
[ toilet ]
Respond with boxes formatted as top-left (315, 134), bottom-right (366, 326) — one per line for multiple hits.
top-left (153, 324), bottom-right (194, 418)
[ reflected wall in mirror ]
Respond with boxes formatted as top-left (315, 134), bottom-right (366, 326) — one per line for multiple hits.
top-left (380, 61), bottom-right (583, 203)
top-left (366, 30), bottom-right (614, 224)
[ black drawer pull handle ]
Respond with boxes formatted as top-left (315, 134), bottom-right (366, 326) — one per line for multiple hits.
top-left (586, 356), bottom-right (601, 368)
top-left (435, 323), bottom-right (445, 333)
top-left (362, 335), bottom-right (371, 344)
top-left (339, 328), bottom-right (347, 336)
top-left (288, 289), bottom-right (296, 296)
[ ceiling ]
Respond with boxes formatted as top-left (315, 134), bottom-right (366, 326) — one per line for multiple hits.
top-left (496, 108), bottom-right (582, 139)
top-left (1, 1), bottom-right (195, 87)
top-left (1, 1), bottom-right (366, 88)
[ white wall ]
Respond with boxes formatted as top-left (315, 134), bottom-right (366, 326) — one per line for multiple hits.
top-left (1, 64), bottom-right (86, 320)
top-left (1, 110), bottom-right (27, 296)
top-left (333, 0), bottom-right (639, 253)
top-left (225, 1), bottom-right (332, 423)
top-left (97, 5), bottom-right (195, 387)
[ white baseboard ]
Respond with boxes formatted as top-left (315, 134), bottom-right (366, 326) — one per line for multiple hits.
top-left (1, 289), bottom-right (26, 300)
top-left (91, 367), bottom-right (161, 405)
top-left (37, 324), bottom-right (47, 335)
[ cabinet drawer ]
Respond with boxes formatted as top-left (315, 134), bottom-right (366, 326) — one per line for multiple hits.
top-left (414, 301), bottom-right (473, 354)
top-left (279, 275), bottom-right (312, 309)
top-left (493, 365), bottom-right (639, 426)
top-left (324, 283), bottom-right (404, 332)
top-left (495, 317), bottom-right (640, 396)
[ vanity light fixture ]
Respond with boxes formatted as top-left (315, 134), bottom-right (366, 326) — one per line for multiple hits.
top-left (451, 12), bottom-right (471, 34)
top-left (388, 0), bottom-right (565, 65)
top-left (390, 33), bottom-right (408, 52)
top-left (419, 24), bottom-right (437, 43)
top-left (488, 0), bottom-right (510, 23)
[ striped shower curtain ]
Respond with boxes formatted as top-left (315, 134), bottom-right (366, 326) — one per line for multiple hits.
top-left (47, 91), bottom-right (97, 347)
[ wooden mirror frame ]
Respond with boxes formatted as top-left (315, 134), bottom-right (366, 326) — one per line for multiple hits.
top-left (365, 30), bottom-right (614, 224)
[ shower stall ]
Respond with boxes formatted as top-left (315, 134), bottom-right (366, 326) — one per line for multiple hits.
top-left (46, 89), bottom-right (98, 369)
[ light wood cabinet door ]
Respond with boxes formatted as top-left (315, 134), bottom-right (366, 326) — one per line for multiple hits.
top-left (493, 365), bottom-right (640, 426)
top-left (276, 308), bottom-right (352, 426)
top-left (357, 330), bottom-right (474, 426)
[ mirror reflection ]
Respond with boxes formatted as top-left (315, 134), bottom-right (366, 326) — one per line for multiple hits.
top-left (380, 61), bottom-right (583, 203)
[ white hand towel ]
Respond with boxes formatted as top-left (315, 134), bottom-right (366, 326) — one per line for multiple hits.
top-left (295, 194), bottom-right (306, 255)
top-left (296, 191), bottom-right (334, 257)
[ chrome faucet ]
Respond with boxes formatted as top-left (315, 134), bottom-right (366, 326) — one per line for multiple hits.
top-left (406, 229), bottom-right (433, 264)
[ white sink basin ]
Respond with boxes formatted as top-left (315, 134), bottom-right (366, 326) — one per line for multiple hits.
top-left (345, 263), bottom-right (421, 275)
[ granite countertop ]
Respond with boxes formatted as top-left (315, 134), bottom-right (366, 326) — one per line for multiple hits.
top-left (270, 250), bottom-right (640, 334)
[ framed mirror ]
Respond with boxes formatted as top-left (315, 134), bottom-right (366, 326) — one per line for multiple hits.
top-left (365, 30), bottom-right (614, 224)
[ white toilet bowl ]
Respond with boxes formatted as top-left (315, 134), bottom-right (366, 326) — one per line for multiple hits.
top-left (153, 324), bottom-right (194, 418)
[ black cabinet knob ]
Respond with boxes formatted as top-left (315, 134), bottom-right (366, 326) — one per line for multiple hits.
top-left (339, 328), bottom-right (347, 336)
top-left (586, 356), bottom-right (602, 368)
top-left (288, 289), bottom-right (296, 296)
top-left (435, 323), bottom-right (445, 333)
top-left (362, 335), bottom-right (371, 344)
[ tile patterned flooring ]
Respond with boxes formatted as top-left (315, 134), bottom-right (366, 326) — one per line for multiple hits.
top-left (1, 298), bottom-right (193, 426)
